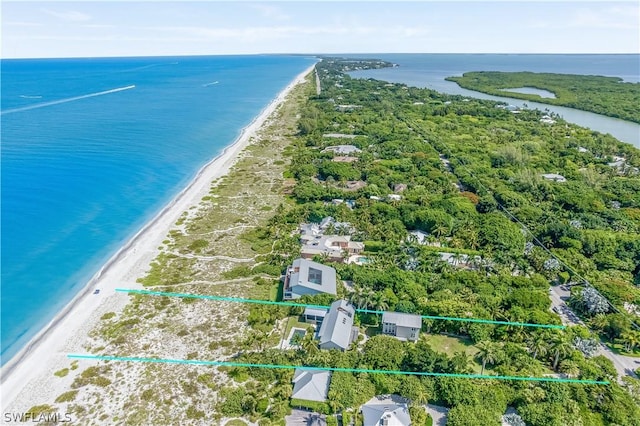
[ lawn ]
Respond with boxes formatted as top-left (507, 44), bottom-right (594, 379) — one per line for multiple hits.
top-left (281, 316), bottom-right (312, 347)
top-left (604, 341), bottom-right (640, 358)
top-left (422, 333), bottom-right (485, 373)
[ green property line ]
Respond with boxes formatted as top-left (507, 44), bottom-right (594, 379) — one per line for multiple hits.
top-left (116, 288), bottom-right (565, 329)
top-left (67, 354), bottom-right (609, 385)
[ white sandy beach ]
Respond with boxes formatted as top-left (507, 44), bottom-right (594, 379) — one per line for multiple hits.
top-left (0, 65), bottom-right (315, 415)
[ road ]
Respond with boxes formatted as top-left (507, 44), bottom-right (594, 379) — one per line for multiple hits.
top-left (549, 285), bottom-right (639, 380)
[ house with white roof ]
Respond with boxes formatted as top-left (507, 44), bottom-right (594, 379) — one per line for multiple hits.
top-left (291, 369), bottom-right (332, 402)
top-left (322, 145), bottom-right (362, 155)
top-left (541, 173), bottom-right (567, 183)
top-left (361, 397), bottom-right (412, 426)
top-left (300, 235), bottom-right (365, 263)
top-left (318, 300), bottom-right (358, 351)
top-left (382, 312), bottom-right (422, 342)
top-left (408, 230), bottom-right (429, 245)
top-left (299, 217), bottom-right (363, 263)
top-left (283, 258), bottom-right (337, 300)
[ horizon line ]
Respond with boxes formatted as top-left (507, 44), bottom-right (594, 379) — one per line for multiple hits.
top-left (2, 52), bottom-right (639, 60)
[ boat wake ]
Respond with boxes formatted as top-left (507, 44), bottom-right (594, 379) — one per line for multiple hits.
top-left (19, 95), bottom-right (43, 99)
top-left (1, 85), bottom-right (136, 115)
top-left (203, 81), bottom-right (219, 87)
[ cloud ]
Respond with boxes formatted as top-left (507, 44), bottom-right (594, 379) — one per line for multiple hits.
top-left (82, 24), bottom-right (115, 29)
top-left (251, 4), bottom-right (290, 22)
top-left (136, 24), bottom-right (434, 43)
top-left (526, 5), bottom-right (639, 31)
top-left (4, 21), bottom-right (43, 27)
top-left (42, 9), bottom-right (92, 22)
top-left (568, 6), bottom-right (639, 29)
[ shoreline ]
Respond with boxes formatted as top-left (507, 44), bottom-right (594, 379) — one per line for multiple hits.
top-left (0, 64), bottom-right (315, 411)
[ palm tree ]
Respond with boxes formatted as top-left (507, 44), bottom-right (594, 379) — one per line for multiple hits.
top-left (371, 292), bottom-right (389, 311)
top-left (451, 351), bottom-right (472, 374)
top-left (301, 328), bottom-right (319, 355)
top-left (410, 386), bottom-right (430, 407)
top-left (526, 332), bottom-right (549, 361)
top-left (476, 341), bottom-right (500, 375)
top-left (433, 222), bottom-right (450, 239)
top-left (619, 331), bottom-right (640, 353)
top-left (550, 335), bottom-right (573, 370)
top-left (559, 360), bottom-right (580, 378)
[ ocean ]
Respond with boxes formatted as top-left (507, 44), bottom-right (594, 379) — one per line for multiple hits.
top-left (0, 55), bottom-right (315, 363)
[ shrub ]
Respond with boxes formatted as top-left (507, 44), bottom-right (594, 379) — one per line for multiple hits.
top-left (290, 398), bottom-right (331, 414)
top-left (55, 390), bottom-right (78, 403)
top-left (54, 368), bottom-right (69, 377)
top-left (100, 312), bottom-right (116, 320)
top-left (223, 266), bottom-right (253, 279)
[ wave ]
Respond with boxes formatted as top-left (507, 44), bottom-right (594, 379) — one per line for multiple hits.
top-left (203, 81), bottom-right (219, 87)
top-left (19, 95), bottom-right (43, 99)
top-left (119, 62), bottom-right (179, 73)
top-left (1, 85), bottom-right (135, 115)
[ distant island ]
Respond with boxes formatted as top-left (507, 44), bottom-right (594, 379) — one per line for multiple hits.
top-left (446, 71), bottom-right (640, 124)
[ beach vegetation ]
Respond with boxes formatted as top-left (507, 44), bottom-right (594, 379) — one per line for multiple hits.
top-left (72, 366), bottom-right (112, 388)
top-left (187, 238), bottom-right (208, 252)
top-left (25, 405), bottom-right (57, 417)
top-left (100, 312), bottom-right (116, 320)
top-left (55, 390), bottom-right (78, 403)
top-left (54, 368), bottom-right (69, 377)
top-left (223, 265), bottom-right (253, 279)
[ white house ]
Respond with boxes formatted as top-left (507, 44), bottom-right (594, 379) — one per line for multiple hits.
top-left (322, 145), bottom-right (362, 155)
top-left (541, 173), bottom-right (567, 183)
top-left (382, 312), bottom-right (422, 342)
top-left (361, 397), bottom-right (412, 426)
top-left (318, 300), bottom-right (358, 351)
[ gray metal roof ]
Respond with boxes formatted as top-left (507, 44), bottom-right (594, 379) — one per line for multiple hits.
top-left (291, 369), bottom-right (331, 402)
top-left (304, 307), bottom-right (328, 317)
top-left (291, 258), bottom-right (337, 296)
top-left (361, 402), bottom-right (411, 426)
top-left (382, 312), bottom-right (422, 329)
top-left (318, 300), bottom-right (355, 350)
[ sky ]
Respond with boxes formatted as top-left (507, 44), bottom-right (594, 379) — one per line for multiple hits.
top-left (2, 1), bottom-right (639, 58)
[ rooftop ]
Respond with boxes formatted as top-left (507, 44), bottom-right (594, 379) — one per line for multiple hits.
top-left (382, 312), bottom-right (422, 329)
top-left (290, 258), bottom-right (337, 296)
top-left (292, 369), bottom-right (332, 402)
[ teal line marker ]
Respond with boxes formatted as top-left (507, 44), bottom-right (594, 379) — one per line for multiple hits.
top-left (116, 288), bottom-right (565, 329)
top-left (67, 354), bottom-right (609, 385)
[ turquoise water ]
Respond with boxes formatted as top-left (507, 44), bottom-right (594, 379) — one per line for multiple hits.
top-left (1, 55), bottom-right (315, 363)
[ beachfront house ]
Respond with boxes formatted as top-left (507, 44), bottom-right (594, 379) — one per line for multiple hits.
top-left (283, 258), bottom-right (337, 300)
top-left (291, 369), bottom-right (332, 403)
top-left (318, 300), bottom-right (358, 351)
top-left (381, 312), bottom-right (422, 342)
top-left (361, 397), bottom-right (412, 426)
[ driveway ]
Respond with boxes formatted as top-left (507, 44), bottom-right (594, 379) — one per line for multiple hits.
top-left (549, 286), bottom-right (583, 326)
top-left (549, 285), bottom-right (639, 380)
top-left (426, 404), bottom-right (449, 426)
top-left (285, 409), bottom-right (327, 426)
